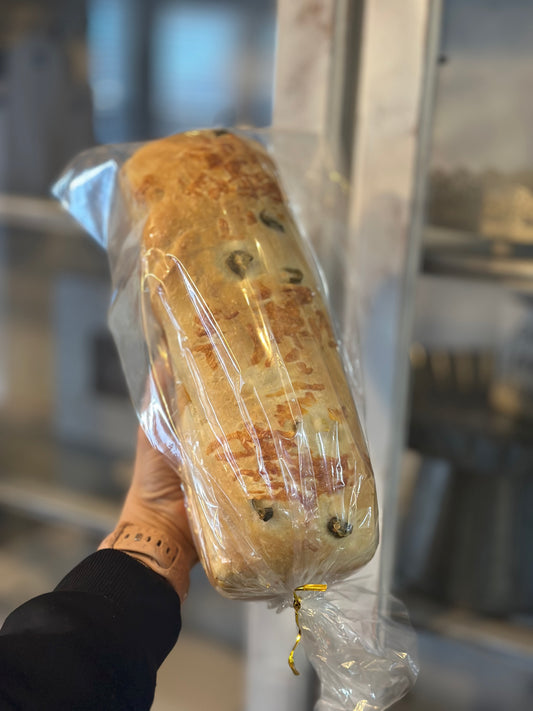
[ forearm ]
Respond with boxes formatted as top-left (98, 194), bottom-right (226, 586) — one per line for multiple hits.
top-left (0, 550), bottom-right (182, 711)
top-left (0, 429), bottom-right (197, 710)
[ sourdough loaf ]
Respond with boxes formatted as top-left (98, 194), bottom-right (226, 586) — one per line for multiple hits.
top-left (122, 129), bottom-right (378, 598)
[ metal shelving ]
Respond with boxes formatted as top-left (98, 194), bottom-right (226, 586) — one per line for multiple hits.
top-left (403, 592), bottom-right (533, 662)
top-left (0, 194), bottom-right (84, 236)
top-left (0, 478), bottom-right (118, 536)
top-left (0, 195), bottom-right (127, 534)
top-left (423, 226), bottom-right (533, 288)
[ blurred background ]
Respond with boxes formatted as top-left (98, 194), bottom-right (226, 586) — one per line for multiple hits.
top-left (0, 1), bottom-right (532, 710)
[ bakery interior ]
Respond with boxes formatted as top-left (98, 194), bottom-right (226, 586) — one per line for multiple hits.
top-left (0, 1), bottom-right (532, 710)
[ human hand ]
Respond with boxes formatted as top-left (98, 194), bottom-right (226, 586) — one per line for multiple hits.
top-left (99, 428), bottom-right (198, 601)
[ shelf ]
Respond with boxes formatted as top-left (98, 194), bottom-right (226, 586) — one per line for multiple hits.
top-left (5, 199), bottom-right (533, 287)
top-left (0, 478), bottom-right (119, 536)
top-left (403, 593), bottom-right (533, 661)
top-left (0, 194), bottom-right (108, 285)
top-left (0, 415), bottom-right (131, 527)
top-left (0, 194), bottom-right (85, 236)
top-left (3, 199), bottom-right (533, 287)
top-left (423, 226), bottom-right (533, 288)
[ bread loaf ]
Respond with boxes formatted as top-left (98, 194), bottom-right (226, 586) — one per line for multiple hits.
top-left (122, 130), bottom-right (378, 598)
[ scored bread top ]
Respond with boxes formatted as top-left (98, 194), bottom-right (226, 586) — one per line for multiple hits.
top-left (122, 129), bottom-right (376, 520)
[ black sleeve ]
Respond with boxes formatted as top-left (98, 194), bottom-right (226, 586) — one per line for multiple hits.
top-left (0, 549), bottom-right (182, 711)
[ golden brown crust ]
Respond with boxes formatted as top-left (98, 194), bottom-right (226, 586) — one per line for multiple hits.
top-left (122, 130), bottom-right (378, 596)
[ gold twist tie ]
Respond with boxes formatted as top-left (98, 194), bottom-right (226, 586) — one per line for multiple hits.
top-left (288, 584), bottom-right (327, 676)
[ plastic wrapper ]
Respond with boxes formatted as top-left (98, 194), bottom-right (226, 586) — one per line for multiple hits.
top-left (54, 128), bottom-right (417, 710)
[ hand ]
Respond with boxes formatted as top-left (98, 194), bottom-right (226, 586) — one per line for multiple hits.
top-left (99, 428), bottom-right (198, 601)
top-left (121, 429), bottom-right (196, 548)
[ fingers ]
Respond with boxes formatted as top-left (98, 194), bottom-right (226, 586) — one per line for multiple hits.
top-left (127, 428), bottom-right (184, 507)
top-left (119, 427), bottom-right (196, 551)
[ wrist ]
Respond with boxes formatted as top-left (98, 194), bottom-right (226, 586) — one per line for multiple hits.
top-left (99, 521), bottom-right (197, 602)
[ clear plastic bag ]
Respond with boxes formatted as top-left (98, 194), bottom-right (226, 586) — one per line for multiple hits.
top-left (54, 128), bottom-right (417, 709)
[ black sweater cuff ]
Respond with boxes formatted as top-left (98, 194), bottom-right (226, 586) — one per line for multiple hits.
top-left (0, 550), bottom-right (182, 711)
top-left (55, 549), bottom-right (182, 668)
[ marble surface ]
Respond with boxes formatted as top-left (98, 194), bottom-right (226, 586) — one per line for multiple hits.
top-left (273, 1), bottom-right (336, 134)
top-left (250, 3), bottom-right (437, 710)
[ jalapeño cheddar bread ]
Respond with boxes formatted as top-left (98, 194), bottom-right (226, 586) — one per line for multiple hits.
top-left (122, 130), bottom-right (378, 598)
